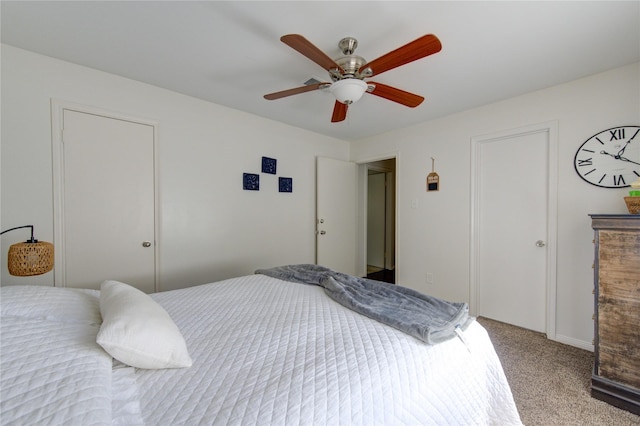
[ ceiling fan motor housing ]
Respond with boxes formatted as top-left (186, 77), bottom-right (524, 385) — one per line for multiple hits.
top-left (331, 37), bottom-right (372, 81)
top-left (332, 55), bottom-right (368, 80)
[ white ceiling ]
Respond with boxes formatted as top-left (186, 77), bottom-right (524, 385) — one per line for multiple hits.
top-left (2, 1), bottom-right (639, 141)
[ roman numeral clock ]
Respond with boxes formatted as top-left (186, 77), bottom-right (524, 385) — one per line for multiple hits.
top-left (574, 126), bottom-right (640, 188)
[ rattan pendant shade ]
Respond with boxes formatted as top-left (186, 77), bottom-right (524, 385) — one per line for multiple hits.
top-left (8, 241), bottom-right (54, 276)
top-left (1, 225), bottom-right (54, 277)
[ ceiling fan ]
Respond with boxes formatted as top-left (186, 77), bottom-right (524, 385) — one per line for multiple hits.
top-left (264, 33), bottom-right (442, 123)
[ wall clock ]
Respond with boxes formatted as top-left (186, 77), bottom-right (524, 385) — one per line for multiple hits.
top-left (574, 125), bottom-right (640, 188)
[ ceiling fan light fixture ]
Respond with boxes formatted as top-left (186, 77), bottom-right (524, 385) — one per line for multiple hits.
top-left (329, 79), bottom-right (367, 104)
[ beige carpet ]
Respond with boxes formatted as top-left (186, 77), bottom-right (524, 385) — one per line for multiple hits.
top-left (477, 317), bottom-right (640, 426)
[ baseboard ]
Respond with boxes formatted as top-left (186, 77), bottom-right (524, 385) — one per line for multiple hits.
top-left (553, 333), bottom-right (593, 352)
top-left (591, 375), bottom-right (640, 415)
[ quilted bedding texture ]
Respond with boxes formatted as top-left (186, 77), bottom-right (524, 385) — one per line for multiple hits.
top-left (0, 275), bottom-right (523, 425)
top-left (139, 274), bottom-right (522, 425)
top-left (1, 286), bottom-right (112, 426)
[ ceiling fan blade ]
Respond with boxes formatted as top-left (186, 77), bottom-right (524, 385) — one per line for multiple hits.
top-left (264, 82), bottom-right (327, 100)
top-left (281, 34), bottom-right (344, 73)
top-left (367, 82), bottom-right (424, 107)
top-left (331, 101), bottom-right (348, 122)
top-left (359, 34), bottom-right (442, 77)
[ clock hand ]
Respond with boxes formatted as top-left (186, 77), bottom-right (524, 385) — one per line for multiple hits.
top-left (617, 141), bottom-right (631, 156)
top-left (600, 150), bottom-right (640, 165)
top-left (618, 129), bottom-right (640, 156)
top-left (617, 156), bottom-right (640, 166)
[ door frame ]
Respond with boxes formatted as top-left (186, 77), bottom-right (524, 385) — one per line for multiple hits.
top-left (356, 152), bottom-right (399, 280)
top-left (366, 165), bottom-right (395, 271)
top-left (50, 99), bottom-right (160, 289)
top-left (469, 121), bottom-right (558, 339)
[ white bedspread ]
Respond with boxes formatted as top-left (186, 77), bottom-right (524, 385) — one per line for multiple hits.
top-left (1, 287), bottom-right (112, 426)
top-left (0, 276), bottom-right (522, 425)
top-left (137, 274), bottom-right (522, 425)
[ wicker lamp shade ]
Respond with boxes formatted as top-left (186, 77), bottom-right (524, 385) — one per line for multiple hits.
top-left (8, 241), bottom-right (54, 276)
top-left (1, 225), bottom-right (54, 277)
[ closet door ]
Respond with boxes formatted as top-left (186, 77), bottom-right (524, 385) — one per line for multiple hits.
top-left (56, 107), bottom-right (156, 292)
top-left (471, 123), bottom-right (557, 335)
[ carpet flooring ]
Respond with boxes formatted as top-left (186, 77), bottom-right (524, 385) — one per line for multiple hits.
top-left (477, 316), bottom-right (640, 425)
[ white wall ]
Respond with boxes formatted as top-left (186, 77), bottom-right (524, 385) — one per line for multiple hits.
top-left (1, 45), bottom-right (349, 290)
top-left (3, 43), bottom-right (638, 348)
top-left (351, 62), bottom-right (640, 349)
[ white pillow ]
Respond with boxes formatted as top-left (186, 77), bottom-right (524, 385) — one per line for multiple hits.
top-left (97, 280), bottom-right (192, 369)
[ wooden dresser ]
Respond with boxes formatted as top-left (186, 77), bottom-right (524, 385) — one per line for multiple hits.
top-left (590, 214), bottom-right (640, 415)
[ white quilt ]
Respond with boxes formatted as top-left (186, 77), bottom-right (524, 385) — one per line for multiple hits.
top-left (0, 276), bottom-right (523, 426)
top-left (1, 286), bottom-right (112, 425)
top-left (138, 275), bottom-right (522, 425)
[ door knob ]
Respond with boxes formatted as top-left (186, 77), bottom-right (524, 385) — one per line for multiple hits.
top-left (142, 241), bottom-right (152, 248)
top-left (535, 240), bottom-right (546, 247)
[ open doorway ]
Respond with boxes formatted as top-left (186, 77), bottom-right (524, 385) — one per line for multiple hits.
top-left (365, 159), bottom-right (396, 284)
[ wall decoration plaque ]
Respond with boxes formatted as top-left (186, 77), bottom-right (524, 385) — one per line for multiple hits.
top-left (279, 177), bottom-right (293, 193)
top-left (262, 157), bottom-right (277, 174)
top-left (243, 173), bottom-right (259, 191)
top-left (427, 157), bottom-right (439, 191)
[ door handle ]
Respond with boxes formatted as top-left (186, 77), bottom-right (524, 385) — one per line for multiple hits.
top-left (535, 240), bottom-right (546, 247)
top-left (142, 241), bottom-right (152, 248)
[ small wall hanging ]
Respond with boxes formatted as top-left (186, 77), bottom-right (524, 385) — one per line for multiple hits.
top-left (243, 173), bottom-right (260, 191)
top-left (262, 157), bottom-right (277, 174)
top-left (427, 157), bottom-right (439, 191)
top-left (279, 177), bottom-right (293, 193)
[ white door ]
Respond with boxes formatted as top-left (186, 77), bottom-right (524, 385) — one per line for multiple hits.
top-left (316, 157), bottom-right (358, 276)
top-left (57, 108), bottom-right (156, 292)
top-left (472, 124), bottom-right (557, 333)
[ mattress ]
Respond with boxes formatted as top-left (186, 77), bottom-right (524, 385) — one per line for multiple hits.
top-left (0, 274), bottom-right (523, 425)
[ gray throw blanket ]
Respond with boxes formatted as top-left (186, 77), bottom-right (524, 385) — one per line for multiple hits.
top-left (255, 264), bottom-right (474, 345)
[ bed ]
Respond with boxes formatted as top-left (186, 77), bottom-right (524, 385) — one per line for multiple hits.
top-left (1, 265), bottom-right (523, 425)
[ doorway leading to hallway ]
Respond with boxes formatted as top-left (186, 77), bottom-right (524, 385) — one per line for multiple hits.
top-left (365, 158), bottom-right (396, 284)
top-left (315, 155), bottom-right (397, 283)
